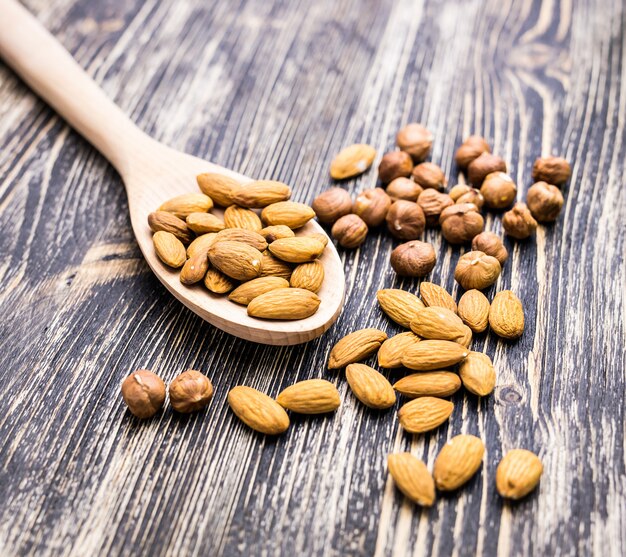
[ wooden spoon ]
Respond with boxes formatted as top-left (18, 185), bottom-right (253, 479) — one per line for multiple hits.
top-left (0, 0), bottom-right (345, 345)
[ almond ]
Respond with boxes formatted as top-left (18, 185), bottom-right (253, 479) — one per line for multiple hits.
top-left (268, 237), bottom-right (325, 263)
top-left (306, 232), bottom-right (329, 247)
top-left (376, 289), bottom-right (425, 329)
top-left (261, 201), bottom-right (316, 229)
top-left (187, 233), bottom-right (217, 259)
top-left (457, 289), bottom-right (490, 333)
top-left (328, 328), bottom-right (388, 369)
top-left (433, 434), bottom-right (484, 491)
top-left (247, 288), bottom-right (320, 320)
top-left (228, 277), bottom-right (290, 305)
top-left (224, 205), bottom-right (263, 231)
top-left (458, 352), bottom-right (496, 396)
top-left (158, 193), bottom-right (213, 218)
top-left (398, 396), bottom-right (454, 433)
top-left (420, 282), bottom-right (457, 313)
top-left (180, 252), bottom-right (209, 285)
top-left (378, 332), bottom-right (421, 368)
top-left (458, 325), bottom-right (473, 348)
top-left (208, 241), bottom-right (263, 281)
top-left (148, 211), bottom-right (193, 244)
top-left (496, 449), bottom-right (543, 499)
top-left (204, 267), bottom-right (236, 294)
top-left (212, 228), bottom-right (268, 251)
top-left (196, 173), bottom-right (241, 207)
top-left (233, 180), bottom-right (292, 208)
top-left (330, 144), bottom-right (376, 180)
top-left (387, 453), bottom-right (435, 506)
top-left (289, 260), bottom-right (325, 292)
top-left (227, 386), bottom-right (289, 435)
top-left (409, 306), bottom-right (466, 342)
top-left (185, 212), bottom-right (225, 234)
top-left (276, 379), bottom-right (340, 414)
top-left (259, 251), bottom-right (293, 280)
top-left (260, 225), bottom-right (295, 243)
top-left (401, 340), bottom-right (468, 371)
top-left (393, 372), bottom-right (462, 398)
top-left (345, 363), bottom-right (396, 409)
top-left (153, 231), bottom-right (186, 268)
top-left (489, 290), bottom-right (524, 339)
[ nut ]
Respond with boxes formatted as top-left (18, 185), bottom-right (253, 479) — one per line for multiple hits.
top-left (289, 260), bottom-right (325, 292)
top-left (169, 369), bottom-right (213, 413)
top-left (454, 250), bottom-right (501, 290)
top-left (532, 156), bottom-right (571, 185)
top-left (526, 182), bottom-right (564, 222)
top-left (345, 363), bottom-right (396, 409)
top-left (121, 369), bottom-right (166, 419)
top-left (386, 177), bottom-right (423, 201)
top-left (420, 282), bottom-right (457, 313)
top-left (158, 193), bottom-right (213, 219)
top-left (458, 352), bottom-right (496, 396)
top-left (224, 205), bottom-right (263, 231)
top-left (385, 200), bottom-right (426, 240)
top-left (312, 187), bottom-right (353, 224)
top-left (439, 203), bottom-right (484, 244)
top-left (260, 225), bottom-right (295, 243)
top-left (401, 340), bottom-right (469, 370)
top-left (187, 233), bottom-right (217, 259)
top-left (455, 135), bottom-right (491, 168)
top-left (276, 379), bottom-right (341, 414)
top-left (502, 202), bottom-right (538, 239)
top-left (376, 288), bottom-right (425, 329)
top-left (204, 267), bottom-right (236, 293)
top-left (457, 289), bottom-right (490, 333)
top-left (261, 201), bottom-right (316, 229)
top-left (186, 212), bottom-right (226, 234)
top-left (471, 232), bottom-right (508, 265)
top-left (148, 211), bottom-right (193, 244)
top-left (449, 184), bottom-right (471, 201)
top-left (196, 173), bottom-right (241, 207)
top-left (353, 188), bottom-right (392, 226)
top-left (468, 152), bottom-right (507, 186)
top-left (480, 172), bottom-right (517, 209)
top-left (387, 453), bottom-right (435, 507)
top-left (328, 328), bottom-right (388, 369)
top-left (398, 396), bottom-right (454, 433)
top-left (396, 123), bottom-right (433, 162)
top-left (411, 162), bottom-right (447, 191)
top-left (331, 214), bottom-right (368, 248)
top-left (393, 371), bottom-right (462, 398)
top-left (180, 252), bottom-right (210, 285)
top-left (433, 434), bottom-right (484, 491)
top-left (417, 189), bottom-right (454, 227)
top-left (378, 151), bottom-right (414, 183)
top-left (247, 288), bottom-right (321, 320)
top-left (260, 251), bottom-right (293, 280)
top-left (233, 180), bottom-right (292, 208)
top-left (227, 386), bottom-right (289, 435)
top-left (330, 144), bottom-right (376, 180)
top-left (208, 240), bottom-right (264, 281)
top-left (496, 449), bottom-right (543, 499)
top-left (268, 237), bottom-right (325, 263)
top-left (390, 240), bottom-right (436, 277)
top-left (228, 276), bottom-right (290, 305)
top-left (213, 228), bottom-right (268, 251)
top-left (378, 332), bottom-right (421, 368)
top-left (456, 188), bottom-right (484, 210)
top-left (489, 290), bottom-right (524, 339)
top-left (153, 231), bottom-right (187, 268)
top-left (409, 306), bottom-right (466, 342)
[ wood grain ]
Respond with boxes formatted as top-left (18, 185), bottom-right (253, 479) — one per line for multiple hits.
top-left (0, 0), bottom-right (624, 555)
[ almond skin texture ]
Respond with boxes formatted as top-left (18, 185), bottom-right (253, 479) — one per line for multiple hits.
top-left (213, 228), bottom-right (268, 251)
top-left (394, 372), bottom-right (462, 398)
top-left (196, 173), bottom-right (241, 207)
top-left (186, 212), bottom-right (226, 234)
top-left (496, 449), bottom-right (543, 499)
top-left (232, 180), bottom-right (292, 208)
top-left (153, 231), bottom-right (187, 268)
top-left (224, 205), bottom-right (263, 231)
top-left (328, 328), bottom-right (388, 369)
top-left (259, 251), bottom-right (293, 280)
top-left (148, 211), bottom-right (193, 244)
top-left (228, 277), bottom-right (290, 305)
top-left (276, 379), bottom-right (340, 414)
top-left (227, 386), bottom-right (289, 435)
top-left (409, 306), bottom-right (466, 342)
top-left (376, 289), bottom-right (425, 329)
top-left (388, 453), bottom-right (435, 506)
top-left (378, 332), bottom-right (421, 368)
top-left (208, 241), bottom-right (264, 281)
top-left (312, 187), bottom-right (353, 224)
top-left (168, 370), bottom-right (213, 413)
top-left (330, 144), bottom-right (376, 180)
top-left (180, 252), bottom-right (210, 285)
top-left (401, 340), bottom-right (468, 371)
top-left (290, 260), bottom-right (324, 292)
top-left (458, 352), bottom-right (496, 396)
top-left (187, 233), bottom-right (217, 259)
top-left (458, 289), bottom-right (490, 333)
top-left (420, 282), bottom-right (458, 314)
top-left (454, 251), bottom-right (501, 290)
top-left (121, 369), bottom-right (166, 419)
top-left (204, 267), bottom-right (236, 294)
top-left (268, 237), bottom-right (325, 263)
top-left (489, 290), bottom-right (525, 339)
top-left (434, 434), bottom-right (485, 491)
top-left (261, 201), bottom-right (316, 229)
top-left (158, 193), bottom-right (213, 218)
top-left (247, 288), bottom-right (320, 320)
top-left (345, 364), bottom-right (396, 409)
top-left (260, 225), bottom-right (295, 243)
top-left (398, 397), bottom-right (454, 433)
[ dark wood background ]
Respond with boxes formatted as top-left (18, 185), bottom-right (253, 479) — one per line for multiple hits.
top-left (0, 0), bottom-right (624, 555)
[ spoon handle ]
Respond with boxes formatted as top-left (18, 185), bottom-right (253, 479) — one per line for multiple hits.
top-left (0, 0), bottom-right (147, 175)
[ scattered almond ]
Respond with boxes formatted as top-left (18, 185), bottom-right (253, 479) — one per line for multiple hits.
top-left (393, 372), bottom-right (462, 398)
top-left (268, 237), bottom-right (325, 263)
top-left (228, 277), bottom-right (290, 305)
top-left (328, 328), bottom-right (388, 369)
top-left (208, 241), bottom-right (263, 281)
top-left (387, 453), bottom-right (435, 506)
top-left (345, 363), bottom-right (396, 409)
top-left (247, 288), bottom-right (320, 320)
top-left (378, 332), bottom-right (421, 368)
top-left (196, 173), bottom-right (241, 207)
top-left (409, 306), bottom-right (466, 342)
top-left (276, 379), bottom-right (340, 414)
top-left (158, 193), bottom-right (213, 218)
top-left (457, 289), bottom-right (490, 333)
top-left (489, 290), bottom-right (525, 339)
top-left (398, 396), bottom-right (454, 433)
top-left (153, 231), bottom-right (186, 268)
top-left (261, 201), bottom-right (316, 229)
top-left (420, 282), bottom-right (457, 313)
top-left (227, 386), bottom-right (289, 435)
top-left (496, 449), bottom-right (543, 499)
top-left (224, 205), bottom-right (263, 231)
top-left (458, 352), bottom-right (496, 396)
top-left (401, 340), bottom-right (468, 371)
top-left (290, 260), bottom-right (325, 292)
top-left (433, 434), bottom-right (484, 491)
top-left (330, 144), bottom-right (376, 180)
top-left (376, 289), bottom-right (425, 329)
top-left (232, 180), bottom-right (292, 208)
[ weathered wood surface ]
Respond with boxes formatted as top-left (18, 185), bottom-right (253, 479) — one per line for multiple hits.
top-left (0, 0), bottom-right (624, 555)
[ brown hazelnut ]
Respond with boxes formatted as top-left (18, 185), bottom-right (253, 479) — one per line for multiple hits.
top-left (386, 177), bottom-right (423, 201)
top-left (480, 172), bottom-right (517, 209)
top-left (454, 251), bottom-right (501, 290)
top-left (471, 231), bottom-right (508, 265)
top-left (412, 162), bottom-right (447, 191)
top-left (455, 135), bottom-right (491, 168)
top-left (502, 203), bottom-right (538, 239)
top-left (385, 200), bottom-right (426, 240)
top-left (121, 369), bottom-right (166, 419)
top-left (526, 181), bottom-right (564, 222)
top-left (353, 187), bottom-right (392, 226)
top-left (449, 184), bottom-right (471, 201)
top-left (417, 189), bottom-right (454, 227)
top-left (532, 156), bottom-right (571, 185)
top-left (169, 369), bottom-right (213, 413)
top-left (390, 240), bottom-right (436, 277)
top-left (378, 151), bottom-right (414, 184)
top-left (395, 123), bottom-right (433, 162)
top-left (468, 152), bottom-right (507, 186)
top-left (312, 187), bottom-right (352, 224)
top-left (456, 188), bottom-right (484, 210)
top-left (331, 214), bottom-right (368, 248)
top-left (439, 203), bottom-right (484, 244)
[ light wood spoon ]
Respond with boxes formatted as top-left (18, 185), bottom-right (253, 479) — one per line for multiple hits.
top-left (0, 0), bottom-right (345, 345)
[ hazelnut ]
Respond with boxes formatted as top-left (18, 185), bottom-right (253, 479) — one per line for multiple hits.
top-left (471, 231), bottom-right (508, 265)
top-left (386, 177), bottom-right (423, 201)
top-left (312, 187), bottom-right (352, 224)
top-left (390, 240), bottom-right (436, 277)
top-left (412, 162), bottom-right (447, 191)
top-left (385, 200), bottom-right (426, 240)
top-left (526, 181), bottom-right (564, 222)
top-left (395, 123), bottom-right (433, 162)
top-left (121, 369), bottom-right (166, 419)
top-left (480, 172), bottom-right (517, 209)
top-left (456, 188), bottom-right (484, 210)
top-left (455, 135), bottom-right (491, 168)
top-left (331, 214), bottom-right (368, 248)
top-left (378, 151), bottom-right (414, 184)
top-left (439, 203), bottom-right (484, 244)
top-left (532, 156), bottom-right (571, 185)
top-left (353, 187), bottom-right (392, 226)
top-left (417, 189), bottom-right (454, 227)
top-left (502, 203), bottom-right (538, 239)
top-left (449, 184), bottom-right (471, 201)
top-left (454, 251), bottom-right (501, 290)
top-left (169, 369), bottom-right (213, 413)
top-left (468, 152), bottom-right (507, 186)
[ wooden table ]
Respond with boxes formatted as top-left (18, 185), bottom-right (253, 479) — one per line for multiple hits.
top-left (0, 0), bottom-right (624, 555)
